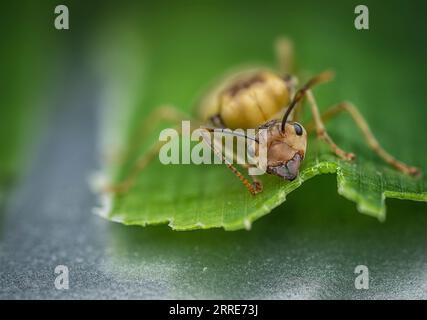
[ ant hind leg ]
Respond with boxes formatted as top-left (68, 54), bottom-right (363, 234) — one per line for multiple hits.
top-left (105, 126), bottom-right (183, 195)
top-left (105, 105), bottom-right (198, 195)
top-left (275, 36), bottom-right (295, 75)
top-left (117, 105), bottom-right (193, 164)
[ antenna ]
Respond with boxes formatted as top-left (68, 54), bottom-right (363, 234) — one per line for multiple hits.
top-left (281, 70), bottom-right (334, 131)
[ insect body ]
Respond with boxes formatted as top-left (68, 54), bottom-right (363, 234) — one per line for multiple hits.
top-left (198, 68), bottom-right (309, 183)
top-left (198, 70), bottom-right (293, 129)
top-left (108, 38), bottom-right (420, 196)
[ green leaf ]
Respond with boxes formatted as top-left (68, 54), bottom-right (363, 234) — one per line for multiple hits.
top-left (96, 138), bottom-right (426, 230)
top-left (92, 1), bottom-right (427, 230)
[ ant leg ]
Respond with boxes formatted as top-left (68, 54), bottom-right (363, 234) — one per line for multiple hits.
top-left (307, 101), bottom-right (420, 176)
top-left (305, 90), bottom-right (356, 161)
top-left (105, 125), bottom-right (183, 194)
top-left (202, 130), bottom-right (261, 195)
top-left (275, 37), bottom-right (302, 121)
top-left (105, 106), bottom-right (202, 195)
top-left (241, 163), bottom-right (264, 193)
top-left (249, 175), bottom-right (263, 193)
top-left (115, 105), bottom-right (194, 165)
top-left (275, 37), bottom-right (294, 75)
top-left (202, 127), bottom-right (263, 192)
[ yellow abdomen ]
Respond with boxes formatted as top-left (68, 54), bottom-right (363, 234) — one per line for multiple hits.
top-left (198, 69), bottom-right (291, 129)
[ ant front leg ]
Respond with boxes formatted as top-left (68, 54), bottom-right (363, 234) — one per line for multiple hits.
top-left (248, 172), bottom-right (263, 194)
top-left (241, 163), bottom-right (264, 194)
top-left (201, 128), bottom-right (262, 195)
top-left (307, 101), bottom-right (420, 176)
top-left (305, 90), bottom-right (355, 161)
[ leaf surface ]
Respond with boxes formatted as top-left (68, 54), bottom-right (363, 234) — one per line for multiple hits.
top-left (93, 1), bottom-right (427, 230)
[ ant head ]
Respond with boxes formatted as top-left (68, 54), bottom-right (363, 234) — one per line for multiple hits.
top-left (263, 121), bottom-right (307, 181)
top-left (265, 70), bottom-right (333, 180)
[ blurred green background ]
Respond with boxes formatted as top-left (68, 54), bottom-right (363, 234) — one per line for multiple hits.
top-left (0, 0), bottom-right (426, 299)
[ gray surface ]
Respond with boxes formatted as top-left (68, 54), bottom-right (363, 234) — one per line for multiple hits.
top-left (0, 60), bottom-right (426, 300)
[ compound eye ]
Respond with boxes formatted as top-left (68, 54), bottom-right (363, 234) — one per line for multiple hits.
top-left (293, 123), bottom-right (303, 136)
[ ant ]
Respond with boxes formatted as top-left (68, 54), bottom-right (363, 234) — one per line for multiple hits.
top-left (106, 37), bottom-right (420, 196)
